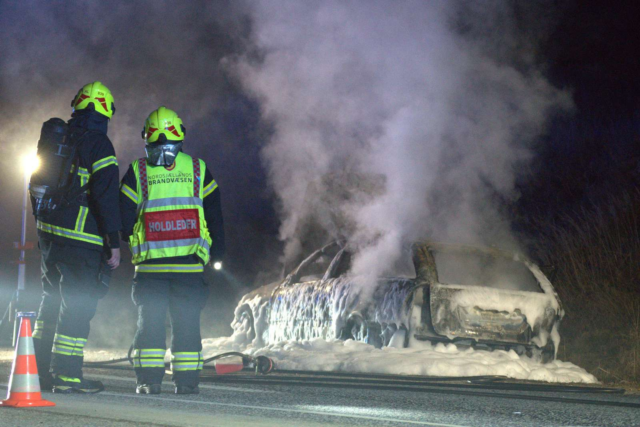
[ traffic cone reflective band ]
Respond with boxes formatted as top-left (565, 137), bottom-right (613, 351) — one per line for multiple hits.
top-left (1, 312), bottom-right (55, 407)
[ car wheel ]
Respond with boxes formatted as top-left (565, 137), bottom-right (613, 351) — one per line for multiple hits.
top-left (340, 314), bottom-right (365, 341)
top-left (366, 322), bottom-right (383, 349)
top-left (527, 341), bottom-right (556, 364)
top-left (381, 324), bottom-right (397, 346)
top-left (387, 326), bottom-right (408, 348)
top-left (540, 342), bottom-right (556, 364)
top-left (341, 316), bottom-right (384, 349)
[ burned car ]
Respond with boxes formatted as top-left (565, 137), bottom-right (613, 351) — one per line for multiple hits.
top-left (232, 241), bottom-right (564, 362)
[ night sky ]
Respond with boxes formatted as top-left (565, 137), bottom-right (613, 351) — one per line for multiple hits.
top-left (0, 1), bottom-right (638, 343)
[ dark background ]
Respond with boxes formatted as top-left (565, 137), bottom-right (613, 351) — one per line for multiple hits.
top-left (0, 0), bottom-right (638, 348)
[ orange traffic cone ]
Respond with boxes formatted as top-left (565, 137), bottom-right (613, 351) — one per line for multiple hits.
top-left (1, 312), bottom-right (55, 407)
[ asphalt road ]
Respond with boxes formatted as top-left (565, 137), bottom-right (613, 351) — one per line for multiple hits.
top-left (1, 362), bottom-right (640, 427)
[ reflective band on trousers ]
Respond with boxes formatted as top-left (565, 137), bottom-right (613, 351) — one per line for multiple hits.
top-left (135, 264), bottom-right (204, 273)
top-left (32, 320), bottom-right (46, 340)
top-left (134, 360), bottom-right (165, 368)
top-left (53, 344), bottom-right (84, 357)
top-left (133, 349), bottom-right (166, 357)
top-left (131, 237), bottom-right (210, 256)
top-left (136, 197), bottom-right (202, 215)
top-left (52, 334), bottom-right (87, 357)
top-left (54, 334), bottom-right (87, 346)
top-left (171, 352), bottom-right (204, 371)
top-left (132, 348), bottom-right (166, 369)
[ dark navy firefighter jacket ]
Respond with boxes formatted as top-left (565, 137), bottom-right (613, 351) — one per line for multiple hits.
top-left (33, 111), bottom-right (121, 251)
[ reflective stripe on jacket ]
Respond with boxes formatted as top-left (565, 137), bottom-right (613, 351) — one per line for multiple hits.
top-left (129, 152), bottom-right (212, 265)
top-left (36, 163), bottom-right (114, 247)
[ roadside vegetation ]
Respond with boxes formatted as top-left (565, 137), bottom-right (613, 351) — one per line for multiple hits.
top-left (529, 190), bottom-right (640, 385)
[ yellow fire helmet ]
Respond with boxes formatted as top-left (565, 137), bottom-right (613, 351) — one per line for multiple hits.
top-left (71, 81), bottom-right (115, 119)
top-left (142, 106), bottom-right (186, 143)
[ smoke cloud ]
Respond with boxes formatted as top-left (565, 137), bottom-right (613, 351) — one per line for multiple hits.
top-left (233, 1), bottom-right (571, 289)
top-left (0, 1), bottom-right (572, 346)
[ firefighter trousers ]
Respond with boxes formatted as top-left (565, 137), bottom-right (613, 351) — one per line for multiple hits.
top-left (33, 239), bottom-right (105, 379)
top-left (131, 273), bottom-right (209, 386)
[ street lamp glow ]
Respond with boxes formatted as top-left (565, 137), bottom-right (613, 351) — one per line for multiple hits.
top-left (21, 152), bottom-right (40, 176)
top-left (213, 261), bottom-right (222, 271)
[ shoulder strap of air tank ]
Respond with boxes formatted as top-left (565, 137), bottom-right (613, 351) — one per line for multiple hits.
top-left (192, 157), bottom-right (201, 198)
top-left (138, 158), bottom-right (149, 201)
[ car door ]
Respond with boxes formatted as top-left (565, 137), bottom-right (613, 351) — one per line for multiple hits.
top-left (268, 242), bottom-right (344, 343)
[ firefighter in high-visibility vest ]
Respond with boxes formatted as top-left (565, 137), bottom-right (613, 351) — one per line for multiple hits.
top-left (32, 81), bottom-right (121, 393)
top-left (119, 106), bottom-right (225, 395)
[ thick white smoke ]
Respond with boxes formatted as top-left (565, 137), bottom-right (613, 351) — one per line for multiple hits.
top-left (235, 1), bottom-right (571, 288)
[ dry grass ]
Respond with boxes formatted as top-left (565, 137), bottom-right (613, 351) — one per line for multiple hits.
top-left (530, 190), bottom-right (640, 384)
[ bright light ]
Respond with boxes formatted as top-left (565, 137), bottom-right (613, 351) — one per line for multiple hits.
top-left (21, 152), bottom-right (40, 176)
top-left (213, 261), bottom-right (222, 271)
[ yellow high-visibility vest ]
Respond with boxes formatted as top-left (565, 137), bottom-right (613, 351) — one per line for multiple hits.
top-left (128, 152), bottom-right (212, 265)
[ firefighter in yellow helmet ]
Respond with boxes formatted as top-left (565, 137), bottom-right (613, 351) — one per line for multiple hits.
top-left (31, 81), bottom-right (121, 393)
top-left (119, 107), bottom-right (225, 394)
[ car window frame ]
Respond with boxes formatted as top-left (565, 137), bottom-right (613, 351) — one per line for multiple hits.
top-left (284, 241), bottom-right (343, 286)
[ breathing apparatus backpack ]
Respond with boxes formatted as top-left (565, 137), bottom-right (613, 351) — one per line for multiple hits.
top-left (29, 118), bottom-right (93, 217)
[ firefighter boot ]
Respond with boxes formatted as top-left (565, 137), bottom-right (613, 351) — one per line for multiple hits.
top-left (175, 385), bottom-right (199, 395)
top-left (136, 384), bottom-right (162, 395)
top-left (53, 375), bottom-right (105, 394)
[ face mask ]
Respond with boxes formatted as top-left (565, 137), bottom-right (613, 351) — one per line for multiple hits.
top-left (145, 142), bottom-right (183, 166)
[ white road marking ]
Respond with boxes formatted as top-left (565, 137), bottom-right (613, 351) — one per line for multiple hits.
top-left (102, 391), bottom-right (471, 427)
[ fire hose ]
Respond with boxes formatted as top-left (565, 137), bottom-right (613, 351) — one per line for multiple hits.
top-left (84, 346), bottom-right (274, 375)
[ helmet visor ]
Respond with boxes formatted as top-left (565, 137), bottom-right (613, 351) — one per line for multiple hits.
top-left (145, 142), bottom-right (183, 166)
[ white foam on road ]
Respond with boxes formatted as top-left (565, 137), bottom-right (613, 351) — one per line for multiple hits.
top-left (1, 334), bottom-right (598, 385)
top-left (202, 336), bottom-right (598, 384)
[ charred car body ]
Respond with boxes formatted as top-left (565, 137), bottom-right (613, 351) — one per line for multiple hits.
top-left (233, 241), bottom-right (564, 362)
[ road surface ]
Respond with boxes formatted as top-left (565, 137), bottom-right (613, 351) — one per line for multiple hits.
top-left (1, 360), bottom-right (639, 426)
